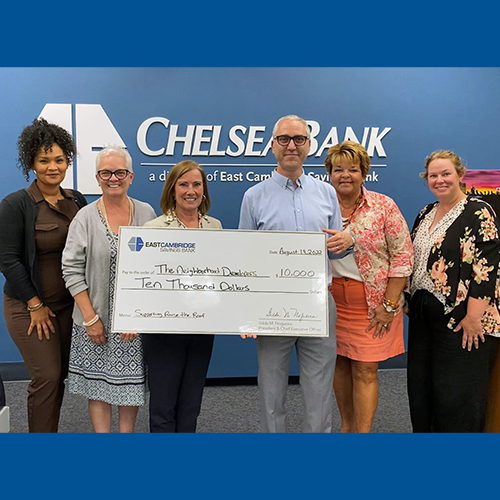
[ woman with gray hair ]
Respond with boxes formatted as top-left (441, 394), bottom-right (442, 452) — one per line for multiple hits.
top-left (62, 145), bottom-right (156, 432)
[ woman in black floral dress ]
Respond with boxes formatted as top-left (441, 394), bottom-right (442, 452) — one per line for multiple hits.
top-left (408, 150), bottom-right (500, 432)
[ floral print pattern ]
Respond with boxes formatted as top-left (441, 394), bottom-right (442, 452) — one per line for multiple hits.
top-left (430, 257), bottom-right (453, 297)
top-left (346, 187), bottom-right (414, 315)
top-left (411, 197), bottom-right (500, 335)
top-left (476, 207), bottom-right (498, 241)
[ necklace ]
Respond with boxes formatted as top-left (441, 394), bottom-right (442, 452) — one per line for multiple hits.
top-left (339, 197), bottom-right (359, 211)
top-left (339, 192), bottom-right (363, 230)
top-left (174, 210), bottom-right (202, 229)
top-left (99, 197), bottom-right (134, 234)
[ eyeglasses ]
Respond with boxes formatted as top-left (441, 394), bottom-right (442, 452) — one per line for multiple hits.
top-left (274, 135), bottom-right (309, 147)
top-left (97, 169), bottom-right (131, 181)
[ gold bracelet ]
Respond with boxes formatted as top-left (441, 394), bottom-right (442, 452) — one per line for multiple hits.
top-left (27, 302), bottom-right (44, 312)
top-left (383, 297), bottom-right (399, 309)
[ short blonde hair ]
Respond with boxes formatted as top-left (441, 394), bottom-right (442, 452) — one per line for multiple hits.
top-left (160, 161), bottom-right (211, 215)
top-left (324, 140), bottom-right (371, 177)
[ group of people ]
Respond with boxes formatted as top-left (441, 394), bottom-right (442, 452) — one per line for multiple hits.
top-left (0, 114), bottom-right (499, 433)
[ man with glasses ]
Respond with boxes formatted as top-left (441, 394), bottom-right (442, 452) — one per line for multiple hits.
top-left (239, 114), bottom-right (346, 433)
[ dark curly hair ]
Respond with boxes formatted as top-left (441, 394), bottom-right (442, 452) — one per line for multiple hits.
top-left (16, 117), bottom-right (77, 181)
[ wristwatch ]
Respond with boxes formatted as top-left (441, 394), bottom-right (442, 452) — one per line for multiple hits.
top-left (382, 297), bottom-right (399, 313)
top-left (382, 302), bottom-right (397, 313)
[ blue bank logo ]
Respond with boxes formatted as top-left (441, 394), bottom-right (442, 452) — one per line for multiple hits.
top-left (128, 236), bottom-right (144, 252)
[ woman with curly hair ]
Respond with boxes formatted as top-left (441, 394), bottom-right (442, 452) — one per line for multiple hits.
top-left (0, 118), bottom-right (86, 432)
top-left (408, 150), bottom-right (500, 432)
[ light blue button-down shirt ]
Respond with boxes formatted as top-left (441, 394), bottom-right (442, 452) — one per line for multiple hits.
top-left (238, 169), bottom-right (345, 279)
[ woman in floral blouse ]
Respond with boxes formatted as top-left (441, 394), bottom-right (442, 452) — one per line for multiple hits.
top-left (325, 141), bottom-right (414, 432)
top-left (408, 150), bottom-right (500, 432)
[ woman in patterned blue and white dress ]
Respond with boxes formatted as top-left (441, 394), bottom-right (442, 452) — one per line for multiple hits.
top-left (62, 146), bottom-right (156, 432)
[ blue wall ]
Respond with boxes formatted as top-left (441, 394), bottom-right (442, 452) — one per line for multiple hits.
top-left (1, 67), bottom-right (499, 376)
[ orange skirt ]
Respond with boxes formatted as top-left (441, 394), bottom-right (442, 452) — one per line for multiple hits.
top-left (331, 277), bottom-right (405, 362)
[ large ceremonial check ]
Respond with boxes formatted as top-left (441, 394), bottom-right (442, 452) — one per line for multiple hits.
top-left (112, 227), bottom-right (329, 337)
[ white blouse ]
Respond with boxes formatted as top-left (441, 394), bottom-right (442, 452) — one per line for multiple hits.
top-left (329, 220), bottom-right (363, 282)
top-left (410, 199), bottom-right (466, 304)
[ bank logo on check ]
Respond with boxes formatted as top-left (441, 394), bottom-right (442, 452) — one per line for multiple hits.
top-left (128, 236), bottom-right (144, 252)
